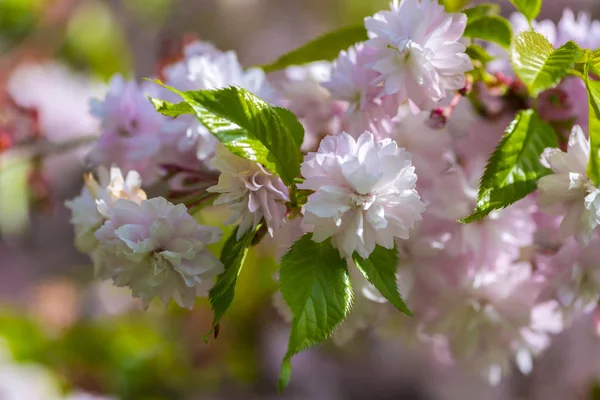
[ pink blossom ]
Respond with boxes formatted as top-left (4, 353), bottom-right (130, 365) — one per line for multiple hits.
top-left (65, 166), bottom-right (146, 255)
top-left (323, 44), bottom-right (399, 136)
top-left (94, 197), bottom-right (223, 309)
top-left (537, 237), bottom-right (600, 317)
top-left (280, 62), bottom-right (344, 152)
top-left (425, 159), bottom-right (536, 268)
top-left (207, 145), bottom-right (290, 240)
top-left (299, 131), bottom-right (425, 258)
top-left (420, 258), bottom-right (562, 384)
top-left (364, 0), bottom-right (472, 109)
top-left (87, 75), bottom-right (165, 182)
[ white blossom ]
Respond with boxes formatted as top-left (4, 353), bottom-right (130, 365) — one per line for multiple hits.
top-left (364, 0), bottom-right (472, 109)
top-left (299, 131), bottom-right (425, 259)
top-left (537, 125), bottom-right (600, 245)
top-left (207, 145), bottom-right (289, 240)
top-left (65, 166), bottom-right (146, 254)
top-left (94, 197), bottom-right (223, 309)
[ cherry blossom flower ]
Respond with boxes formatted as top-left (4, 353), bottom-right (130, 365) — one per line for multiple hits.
top-left (323, 44), bottom-right (399, 136)
top-left (420, 258), bottom-right (563, 384)
top-left (426, 158), bottom-right (536, 268)
top-left (537, 125), bottom-right (600, 246)
top-left (280, 62), bottom-right (344, 152)
top-left (87, 76), bottom-right (166, 182)
top-left (207, 145), bottom-right (289, 240)
top-left (94, 197), bottom-right (223, 308)
top-left (556, 8), bottom-right (600, 49)
top-left (65, 166), bottom-right (146, 254)
top-left (537, 237), bottom-right (600, 317)
top-left (299, 131), bottom-right (425, 258)
top-left (364, 0), bottom-right (472, 109)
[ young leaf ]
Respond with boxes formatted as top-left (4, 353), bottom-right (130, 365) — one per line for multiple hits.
top-left (463, 15), bottom-right (512, 49)
top-left (149, 84), bottom-right (304, 185)
top-left (508, 0), bottom-right (542, 22)
top-left (461, 109), bottom-right (558, 223)
top-left (463, 3), bottom-right (501, 20)
top-left (258, 25), bottom-right (368, 73)
top-left (589, 49), bottom-right (600, 77)
top-left (148, 98), bottom-right (192, 117)
top-left (352, 245), bottom-right (411, 316)
top-left (279, 235), bottom-right (353, 391)
top-left (440, 0), bottom-right (471, 12)
top-left (511, 31), bottom-right (583, 97)
top-left (206, 225), bottom-right (259, 340)
top-left (465, 43), bottom-right (495, 64)
top-left (585, 60), bottom-right (600, 186)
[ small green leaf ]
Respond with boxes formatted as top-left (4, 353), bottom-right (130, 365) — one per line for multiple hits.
top-left (352, 245), bottom-right (411, 316)
top-left (148, 98), bottom-right (192, 117)
top-left (258, 25), bottom-right (368, 73)
top-left (461, 109), bottom-right (558, 223)
top-left (511, 31), bottom-right (584, 97)
top-left (465, 44), bottom-right (495, 64)
top-left (440, 0), bottom-right (471, 12)
top-left (585, 60), bottom-right (600, 186)
top-left (278, 235), bottom-right (353, 391)
top-left (205, 225), bottom-right (259, 340)
top-left (149, 83), bottom-right (304, 185)
top-left (508, 0), bottom-right (542, 22)
top-left (463, 15), bottom-right (513, 49)
top-left (589, 49), bottom-right (600, 76)
top-left (463, 3), bottom-right (501, 20)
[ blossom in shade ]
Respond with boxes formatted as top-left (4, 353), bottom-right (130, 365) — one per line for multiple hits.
top-left (364, 0), bottom-right (472, 109)
top-left (425, 158), bottom-right (536, 268)
top-left (65, 166), bottom-right (146, 254)
top-left (537, 237), bottom-right (600, 316)
top-left (323, 44), bottom-right (399, 136)
top-left (207, 145), bottom-right (290, 240)
top-left (537, 125), bottom-right (600, 246)
top-left (87, 76), bottom-right (165, 182)
top-left (94, 197), bottom-right (223, 309)
top-left (421, 258), bottom-right (563, 384)
top-left (556, 9), bottom-right (600, 49)
top-left (299, 131), bottom-right (425, 258)
top-left (281, 62), bottom-right (344, 152)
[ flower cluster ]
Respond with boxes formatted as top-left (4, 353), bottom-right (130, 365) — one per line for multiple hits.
top-left (62, 0), bottom-right (600, 390)
top-left (66, 167), bottom-right (223, 309)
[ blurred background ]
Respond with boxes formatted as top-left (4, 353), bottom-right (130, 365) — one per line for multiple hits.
top-left (1, 0), bottom-right (600, 399)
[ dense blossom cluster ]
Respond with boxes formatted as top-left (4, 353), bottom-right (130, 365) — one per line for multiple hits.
top-left (63, 0), bottom-right (600, 389)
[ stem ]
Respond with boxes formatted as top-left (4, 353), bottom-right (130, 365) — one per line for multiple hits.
top-left (2, 135), bottom-right (97, 159)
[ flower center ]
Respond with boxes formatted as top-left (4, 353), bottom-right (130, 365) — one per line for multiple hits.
top-left (349, 192), bottom-right (376, 210)
top-left (390, 38), bottom-right (422, 62)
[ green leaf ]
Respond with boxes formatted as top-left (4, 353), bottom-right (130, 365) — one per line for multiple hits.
top-left (589, 49), bottom-right (600, 76)
top-left (460, 109), bottom-right (558, 223)
top-left (205, 225), bottom-right (259, 340)
top-left (465, 43), bottom-right (495, 64)
top-left (508, 0), bottom-right (542, 22)
top-left (585, 60), bottom-right (600, 186)
top-left (279, 235), bottom-right (353, 391)
top-left (511, 31), bottom-right (584, 97)
top-left (463, 15), bottom-right (513, 49)
top-left (258, 25), bottom-right (368, 73)
top-left (148, 97), bottom-right (192, 117)
top-left (440, 0), bottom-right (471, 12)
top-left (150, 83), bottom-right (304, 185)
top-left (352, 245), bottom-right (411, 316)
top-left (463, 3), bottom-right (501, 20)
